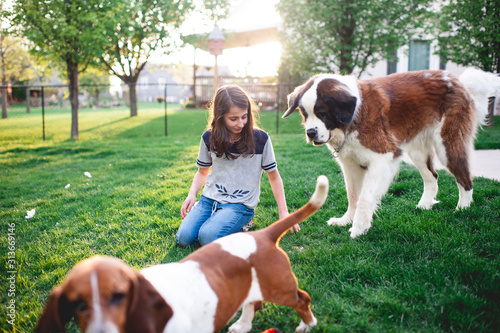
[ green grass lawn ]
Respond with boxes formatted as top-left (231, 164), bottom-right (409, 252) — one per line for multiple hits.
top-left (476, 115), bottom-right (500, 149)
top-left (1, 104), bottom-right (499, 332)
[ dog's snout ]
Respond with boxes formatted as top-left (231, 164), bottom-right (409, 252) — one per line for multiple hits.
top-left (306, 128), bottom-right (318, 139)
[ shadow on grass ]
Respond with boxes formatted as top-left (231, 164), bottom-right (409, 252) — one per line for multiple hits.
top-left (116, 116), bottom-right (166, 139)
top-left (80, 116), bottom-right (129, 134)
top-left (0, 146), bottom-right (94, 155)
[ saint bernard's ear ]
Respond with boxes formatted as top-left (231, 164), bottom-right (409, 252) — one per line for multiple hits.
top-left (282, 79), bottom-right (314, 118)
top-left (324, 94), bottom-right (357, 124)
top-left (282, 88), bottom-right (301, 118)
top-left (316, 78), bottom-right (357, 125)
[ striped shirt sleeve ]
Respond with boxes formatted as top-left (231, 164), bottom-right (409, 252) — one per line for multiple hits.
top-left (196, 134), bottom-right (212, 168)
top-left (261, 136), bottom-right (277, 173)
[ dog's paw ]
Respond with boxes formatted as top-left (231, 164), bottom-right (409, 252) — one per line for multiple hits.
top-left (228, 321), bottom-right (252, 333)
top-left (456, 202), bottom-right (472, 210)
top-left (295, 316), bottom-right (317, 333)
top-left (456, 190), bottom-right (473, 210)
top-left (417, 199), bottom-right (439, 210)
top-left (349, 225), bottom-right (369, 238)
top-left (327, 216), bottom-right (352, 226)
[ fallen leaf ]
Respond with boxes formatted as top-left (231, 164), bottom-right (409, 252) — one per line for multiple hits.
top-left (25, 209), bottom-right (36, 219)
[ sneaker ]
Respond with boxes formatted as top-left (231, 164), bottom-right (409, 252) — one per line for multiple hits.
top-left (242, 220), bottom-right (254, 232)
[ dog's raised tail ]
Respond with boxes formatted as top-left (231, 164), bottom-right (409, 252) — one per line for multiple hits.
top-left (266, 175), bottom-right (329, 242)
top-left (459, 68), bottom-right (500, 125)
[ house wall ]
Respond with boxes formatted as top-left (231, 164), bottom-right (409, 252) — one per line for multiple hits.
top-left (359, 40), bottom-right (468, 80)
top-left (137, 64), bottom-right (191, 103)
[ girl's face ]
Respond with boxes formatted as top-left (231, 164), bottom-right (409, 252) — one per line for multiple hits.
top-left (223, 106), bottom-right (248, 140)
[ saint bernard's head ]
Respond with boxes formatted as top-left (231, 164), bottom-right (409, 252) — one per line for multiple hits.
top-left (283, 74), bottom-right (361, 147)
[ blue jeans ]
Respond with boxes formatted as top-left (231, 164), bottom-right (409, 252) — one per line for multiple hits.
top-left (176, 195), bottom-right (255, 246)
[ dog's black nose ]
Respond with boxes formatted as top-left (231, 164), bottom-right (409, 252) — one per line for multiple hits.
top-left (306, 128), bottom-right (317, 139)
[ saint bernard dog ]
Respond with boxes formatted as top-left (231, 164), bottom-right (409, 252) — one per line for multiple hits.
top-left (283, 69), bottom-right (500, 238)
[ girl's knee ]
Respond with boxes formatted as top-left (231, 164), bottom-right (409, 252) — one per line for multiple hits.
top-left (176, 238), bottom-right (194, 247)
top-left (176, 229), bottom-right (196, 247)
top-left (198, 224), bottom-right (229, 245)
top-left (198, 230), bottom-right (218, 246)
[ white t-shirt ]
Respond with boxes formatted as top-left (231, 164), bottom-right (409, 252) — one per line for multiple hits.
top-left (196, 129), bottom-right (277, 209)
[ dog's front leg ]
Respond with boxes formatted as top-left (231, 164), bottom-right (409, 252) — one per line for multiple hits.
top-left (228, 302), bottom-right (260, 333)
top-left (349, 158), bottom-right (400, 238)
top-left (328, 158), bottom-right (365, 227)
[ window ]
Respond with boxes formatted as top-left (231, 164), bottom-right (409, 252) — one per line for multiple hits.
top-left (408, 40), bottom-right (430, 71)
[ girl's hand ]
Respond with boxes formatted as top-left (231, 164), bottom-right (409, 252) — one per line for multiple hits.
top-left (289, 224), bottom-right (301, 233)
top-left (181, 196), bottom-right (196, 219)
top-left (279, 211), bottom-right (299, 233)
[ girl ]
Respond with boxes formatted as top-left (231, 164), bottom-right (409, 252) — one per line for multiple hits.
top-left (177, 85), bottom-right (298, 246)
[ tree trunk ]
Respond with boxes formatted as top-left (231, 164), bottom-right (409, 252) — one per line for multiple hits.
top-left (129, 83), bottom-right (138, 117)
top-left (67, 59), bottom-right (79, 140)
top-left (94, 90), bottom-right (99, 107)
top-left (1, 34), bottom-right (7, 119)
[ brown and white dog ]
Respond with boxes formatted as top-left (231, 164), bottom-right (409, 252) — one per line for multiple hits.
top-left (283, 69), bottom-right (500, 238)
top-left (36, 176), bottom-right (329, 333)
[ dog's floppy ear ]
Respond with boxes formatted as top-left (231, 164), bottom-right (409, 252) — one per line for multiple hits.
top-left (324, 95), bottom-right (357, 124)
top-left (125, 273), bottom-right (173, 333)
top-left (35, 287), bottom-right (73, 333)
top-left (282, 79), bottom-right (314, 118)
top-left (282, 89), bottom-right (301, 118)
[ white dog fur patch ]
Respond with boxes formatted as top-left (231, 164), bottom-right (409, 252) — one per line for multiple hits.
top-left (141, 261), bottom-right (218, 333)
top-left (214, 233), bottom-right (257, 260)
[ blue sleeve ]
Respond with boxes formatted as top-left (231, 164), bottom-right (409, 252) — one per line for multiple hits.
top-left (196, 131), bottom-right (212, 168)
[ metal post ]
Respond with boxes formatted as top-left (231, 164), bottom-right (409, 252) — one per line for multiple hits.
top-left (41, 86), bottom-right (46, 140)
top-left (276, 84), bottom-right (280, 134)
top-left (26, 87), bottom-right (31, 113)
top-left (192, 48), bottom-right (197, 106)
top-left (164, 84), bottom-right (168, 136)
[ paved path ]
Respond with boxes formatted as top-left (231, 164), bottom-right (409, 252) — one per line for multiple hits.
top-left (469, 150), bottom-right (500, 182)
top-left (403, 150), bottom-right (500, 182)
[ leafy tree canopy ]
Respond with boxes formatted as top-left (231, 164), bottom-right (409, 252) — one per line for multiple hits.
top-left (10, 0), bottom-right (118, 138)
top-left (99, 0), bottom-right (194, 82)
top-left (277, 0), bottom-right (433, 77)
top-left (203, 0), bottom-right (231, 23)
top-left (99, 0), bottom-right (230, 80)
top-left (12, 0), bottom-right (118, 73)
top-left (98, 0), bottom-right (230, 117)
top-left (0, 35), bottom-right (35, 84)
top-left (436, 0), bottom-right (500, 73)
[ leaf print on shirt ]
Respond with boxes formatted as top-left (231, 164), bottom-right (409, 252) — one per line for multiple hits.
top-left (215, 184), bottom-right (250, 199)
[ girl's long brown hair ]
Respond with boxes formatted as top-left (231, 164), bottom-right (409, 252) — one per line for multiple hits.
top-left (207, 85), bottom-right (256, 159)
